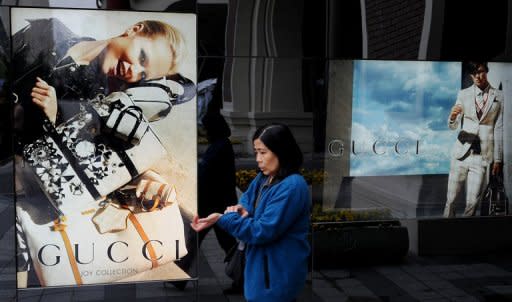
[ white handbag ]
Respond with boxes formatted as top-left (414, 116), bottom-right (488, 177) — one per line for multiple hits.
top-left (105, 105), bottom-right (149, 145)
top-left (16, 171), bottom-right (188, 287)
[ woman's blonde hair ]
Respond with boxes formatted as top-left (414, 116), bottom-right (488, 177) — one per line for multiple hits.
top-left (135, 20), bottom-right (186, 75)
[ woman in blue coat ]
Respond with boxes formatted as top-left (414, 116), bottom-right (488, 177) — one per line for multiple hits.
top-left (191, 123), bottom-right (310, 302)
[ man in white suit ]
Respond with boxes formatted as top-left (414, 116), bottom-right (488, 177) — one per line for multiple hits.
top-left (444, 61), bottom-right (503, 218)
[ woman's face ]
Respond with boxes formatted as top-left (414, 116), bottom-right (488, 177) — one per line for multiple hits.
top-left (253, 138), bottom-right (279, 177)
top-left (102, 34), bottom-right (172, 83)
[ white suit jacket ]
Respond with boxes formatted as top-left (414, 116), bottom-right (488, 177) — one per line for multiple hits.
top-left (448, 84), bottom-right (503, 165)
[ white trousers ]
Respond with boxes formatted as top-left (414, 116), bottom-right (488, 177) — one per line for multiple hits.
top-left (443, 154), bottom-right (488, 217)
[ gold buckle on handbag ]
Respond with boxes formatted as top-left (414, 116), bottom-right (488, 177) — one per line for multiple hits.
top-left (138, 182), bottom-right (166, 212)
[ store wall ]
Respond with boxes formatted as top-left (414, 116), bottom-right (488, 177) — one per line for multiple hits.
top-left (1, 0), bottom-right (512, 300)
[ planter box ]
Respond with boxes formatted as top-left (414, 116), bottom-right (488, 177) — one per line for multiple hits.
top-left (312, 220), bottom-right (409, 269)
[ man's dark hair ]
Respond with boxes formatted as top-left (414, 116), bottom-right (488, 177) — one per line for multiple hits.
top-left (252, 123), bottom-right (303, 178)
top-left (466, 61), bottom-right (489, 74)
top-left (202, 112), bottom-right (231, 142)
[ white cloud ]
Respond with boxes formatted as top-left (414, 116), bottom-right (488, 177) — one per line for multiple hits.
top-left (350, 121), bottom-right (454, 176)
top-left (349, 61), bottom-right (462, 176)
top-left (357, 60), bottom-right (460, 97)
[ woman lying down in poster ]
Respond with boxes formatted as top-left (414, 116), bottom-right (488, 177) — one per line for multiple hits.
top-left (13, 17), bottom-right (197, 287)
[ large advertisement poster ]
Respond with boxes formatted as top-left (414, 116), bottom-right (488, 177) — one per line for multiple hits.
top-left (323, 60), bottom-right (510, 218)
top-left (12, 8), bottom-right (197, 287)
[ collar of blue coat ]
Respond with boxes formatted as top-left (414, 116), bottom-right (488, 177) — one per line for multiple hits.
top-left (260, 173), bottom-right (283, 188)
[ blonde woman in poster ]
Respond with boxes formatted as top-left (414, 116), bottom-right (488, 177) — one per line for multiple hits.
top-left (13, 17), bottom-right (184, 146)
top-left (12, 8), bottom-right (197, 287)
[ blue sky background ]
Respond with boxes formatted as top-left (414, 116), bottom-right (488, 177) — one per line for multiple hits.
top-left (350, 60), bottom-right (461, 176)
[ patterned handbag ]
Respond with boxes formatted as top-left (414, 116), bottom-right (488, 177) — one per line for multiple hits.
top-left (18, 77), bottom-right (195, 287)
top-left (19, 100), bottom-right (187, 285)
top-left (23, 98), bottom-right (167, 213)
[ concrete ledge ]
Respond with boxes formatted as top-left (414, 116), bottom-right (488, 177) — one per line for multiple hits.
top-left (312, 221), bottom-right (409, 268)
top-left (402, 216), bottom-right (512, 256)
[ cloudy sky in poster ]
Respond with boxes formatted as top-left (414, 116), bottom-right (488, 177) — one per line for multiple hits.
top-left (350, 60), bottom-right (461, 176)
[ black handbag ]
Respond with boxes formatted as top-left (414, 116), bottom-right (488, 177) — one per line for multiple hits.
top-left (224, 184), bottom-right (263, 287)
top-left (481, 173), bottom-right (509, 216)
top-left (224, 241), bottom-right (245, 286)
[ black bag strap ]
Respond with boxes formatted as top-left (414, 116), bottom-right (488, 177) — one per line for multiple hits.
top-left (111, 105), bottom-right (144, 143)
top-left (166, 73), bottom-right (196, 105)
top-left (132, 73), bottom-right (196, 106)
top-left (489, 169), bottom-right (505, 189)
top-left (87, 105), bottom-right (139, 179)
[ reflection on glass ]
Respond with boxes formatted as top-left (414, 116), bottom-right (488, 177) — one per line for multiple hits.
top-left (322, 59), bottom-right (511, 220)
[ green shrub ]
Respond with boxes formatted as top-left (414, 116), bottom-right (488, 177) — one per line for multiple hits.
top-left (311, 204), bottom-right (394, 230)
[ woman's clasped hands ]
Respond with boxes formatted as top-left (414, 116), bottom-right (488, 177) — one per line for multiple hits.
top-left (190, 204), bottom-right (248, 232)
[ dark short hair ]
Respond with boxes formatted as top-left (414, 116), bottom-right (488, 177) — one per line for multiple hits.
top-left (202, 112), bottom-right (231, 141)
top-left (466, 61), bottom-right (489, 74)
top-left (252, 123), bottom-right (303, 178)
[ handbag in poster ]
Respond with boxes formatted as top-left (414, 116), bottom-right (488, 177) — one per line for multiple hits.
top-left (23, 93), bottom-right (167, 212)
top-left (12, 8), bottom-right (198, 288)
top-left (16, 171), bottom-right (188, 286)
top-left (19, 93), bottom-right (188, 286)
top-left (480, 174), bottom-right (509, 216)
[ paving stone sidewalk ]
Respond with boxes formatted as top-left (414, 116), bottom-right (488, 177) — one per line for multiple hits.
top-left (1, 158), bottom-right (512, 301)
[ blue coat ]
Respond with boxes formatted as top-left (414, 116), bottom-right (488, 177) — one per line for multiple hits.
top-left (217, 172), bottom-right (310, 302)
